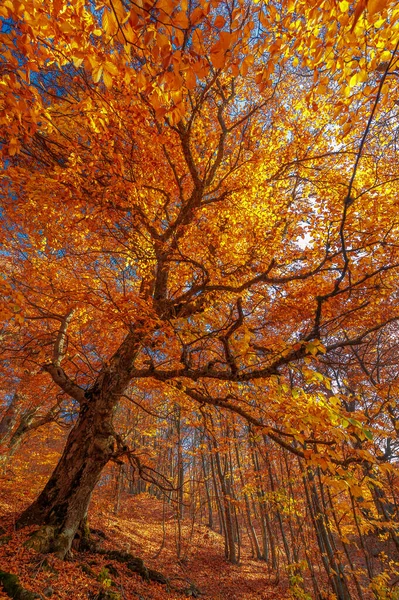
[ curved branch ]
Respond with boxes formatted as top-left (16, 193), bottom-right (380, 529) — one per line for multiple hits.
top-left (42, 364), bottom-right (86, 404)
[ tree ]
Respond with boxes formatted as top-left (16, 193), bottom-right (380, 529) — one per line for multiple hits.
top-left (1, 0), bottom-right (399, 560)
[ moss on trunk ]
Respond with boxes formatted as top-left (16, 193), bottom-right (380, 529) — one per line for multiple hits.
top-left (24, 526), bottom-right (56, 554)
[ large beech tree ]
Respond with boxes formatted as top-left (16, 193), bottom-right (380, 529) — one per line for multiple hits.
top-left (1, 0), bottom-right (399, 558)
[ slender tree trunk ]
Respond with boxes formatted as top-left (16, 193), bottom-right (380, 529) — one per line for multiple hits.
top-left (0, 394), bottom-right (35, 469)
top-left (303, 465), bottom-right (351, 600)
top-left (214, 447), bottom-right (237, 563)
top-left (1, 399), bottom-right (61, 471)
top-left (327, 487), bottom-right (365, 600)
top-left (0, 407), bottom-right (37, 469)
top-left (0, 392), bottom-right (21, 442)
top-left (209, 449), bottom-right (226, 536)
top-left (114, 463), bottom-right (125, 516)
top-left (234, 439), bottom-right (262, 559)
top-left (201, 452), bottom-right (214, 529)
top-left (367, 466), bottom-right (399, 551)
top-left (249, 443), bottom-right (269, 561)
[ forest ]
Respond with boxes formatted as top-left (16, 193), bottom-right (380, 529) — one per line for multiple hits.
top-left (0, 0), bottom-right (399, 598)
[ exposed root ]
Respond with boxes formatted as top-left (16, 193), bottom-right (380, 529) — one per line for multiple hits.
top-left (23, 526), bottom-right (74, 559)
top-left (22, 520), bottom-right (101, 559)
top-left (24, 526), bottom-right (56, 554)
top-left (17, 527), bottom-right (202, 598)
top-left (0, 570), bottom-right (42, 600)
top-left (96, 549), bottom-right (203, 597)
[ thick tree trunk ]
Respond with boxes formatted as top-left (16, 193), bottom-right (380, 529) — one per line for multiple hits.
top-left (17, 324), bottom-right (148, 558)
top-left (17, 399), bottom-right (115, 557)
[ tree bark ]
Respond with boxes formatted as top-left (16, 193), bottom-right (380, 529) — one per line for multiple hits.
top-left (0, 393), bottom-right (21, 442)
top-left (17, 398), bottom-right (115, 557)
top-left (17, 324), bottom-right (148, 558)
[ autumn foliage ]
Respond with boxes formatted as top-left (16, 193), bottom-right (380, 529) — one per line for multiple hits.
top-left (1, 0), bottom-right (399, 598)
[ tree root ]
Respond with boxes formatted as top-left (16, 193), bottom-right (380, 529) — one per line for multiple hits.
top-left (96, 549), bottom-right (202, 597)
top-left (24, 526), bottom-right (56, 554)
top-left (0, 570), bottom-right (42, 600)
top-left (17, 526), bottom-right (202, 598)
top-left (0, 535), bottom-right (11, 547)
top-left (23, 522), bottom-right (102, 558)
top-left (97, 550), bottom-right (166, 584)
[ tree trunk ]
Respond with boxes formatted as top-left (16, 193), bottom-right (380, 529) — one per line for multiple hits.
top-left (1, 398), bottom-right (60, 471)
top-left (16, 324), bottom-right (149, 557)
top-left (114, 463), bottom-right (125, 516)
top-left (201, 451), bottom-right (214, 529)
top-left (17, 397), bottom-right (116, 557)
top-left (213, 444), bottom-right (237, 563)
top-left (303, 465), bottom-right (352, 600)
top-left (234, 439), bottom-right (262, 559)
top-left (0, 393), bottom-right (21, 442)
top-left (0, 393), bottom-right (27, 469)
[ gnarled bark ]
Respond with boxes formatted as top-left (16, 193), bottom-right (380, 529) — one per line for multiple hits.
top-left (17, 325), bottom-right (149, 558)
top-left (18, 399), bottom-right (115, 557)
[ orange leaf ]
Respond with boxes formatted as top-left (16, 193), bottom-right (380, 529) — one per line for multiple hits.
top-left (214, 15), bottom-right (226, 28)
top-left (368, 0), bottom-right (389, 16)
top-left (185, 69), bottom-right (197, 90)
top-left (173, 10), bottom-right (189, 29)
top-left (210, 50), bottom-right (226, 70)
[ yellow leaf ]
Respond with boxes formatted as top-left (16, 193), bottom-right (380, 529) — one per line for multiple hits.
top-left (92, 65), bottom-right (103, 83)
top-left (72, 56), bottom-right (84, 69)
top-left (349, 70), bottom-right (367, 87)
top-left (343, 122), bottom-right (351, 136)
top-left (103, 70), bottom-right (113, 89)
top-left (8, 138), bottom-right (19, 156)
top-left (351, 0), bottom-right (367, 31)
top-left (111, 0), bottom-right (126, 22)
top-left (214, 15), bottom-right (226, 28)
top-left (59, 22), bottom-right (74, 33)
top-left (374, 17), bottom-right (385, 27)
top-left (104, 61), bottom-right (119, 75)
top-left (380, 50), bottom-right (392, 61)
top-left (103, 9), bottom-right (118, 36)
top-left (351, 484), bottom-right (363, 498)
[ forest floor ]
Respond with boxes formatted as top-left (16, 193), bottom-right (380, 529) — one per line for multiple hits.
top-left (0, 455), bottom-right (289, 600)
